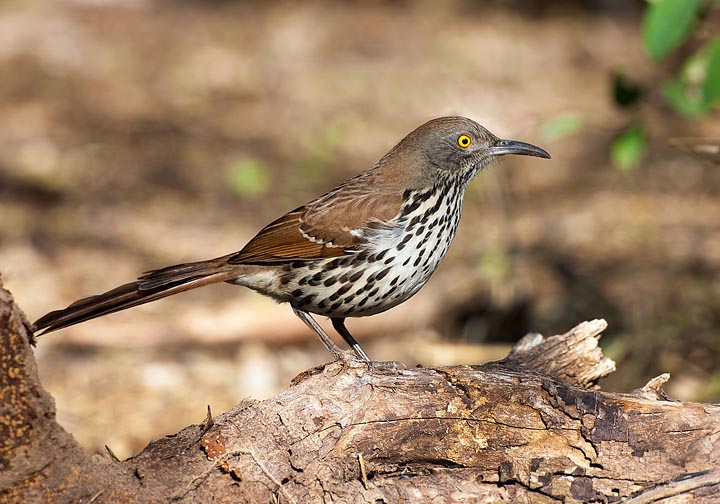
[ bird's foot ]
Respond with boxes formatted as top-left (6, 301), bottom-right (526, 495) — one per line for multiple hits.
top-left (367, 360), bottom-right (407, 372)
top-left (334, 349), bottom-right (368, 366)
top-left (332, 351), bottom-right (406, 372)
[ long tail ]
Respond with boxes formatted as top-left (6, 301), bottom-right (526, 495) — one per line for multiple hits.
top-left (33, 257), bottom-right (236, 336)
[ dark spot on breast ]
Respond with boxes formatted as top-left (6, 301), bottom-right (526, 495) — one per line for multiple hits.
top-left (383, 255), bottom-right (394, 265)
top-left (376, 250), bottom-right (388, 261)
top-left (349, 270), bottom-right (363, 282)
top-left (318, 300), bottom-right (327, 309)
top-left (402, 257), bottom-right (411, 267)
top-left (309, 272), bottom-right (324, 286)
top-left (323, 276), bottom-right (338, 287)
top-left (300, 294), bottom-right (316, 307)
top-left (291, 289), bottom-right (303, 298)
top-left (298, 276), bottom-right (310, 286)
top-left (416, 189), bottom-right (433, 203)
top-left (390, 276), bottom-right (400, 286)
top-left (413, 256), bottom-right (422, 267)
top-left (340, 256), bottom-right (355, 268)
top-left (429, 197), bottom-right (443, 214)
top-left (367, 287), bottom-right (380, 297)
top-left (336, 283), bottom-right (353, 296)
top-left (367, 254), bottom-right (377, 263)
top-left (402, 189), bottom-right (412, 199)
top-left (396, 233), bottom-right (413, 251)
top-left (408, 215), bottom-right (422, 229)
top-left (402, 198), bottom-right (422, 216)
top-left (280, 275), bottom-right (291, 285)
top-left (381, 285), bottom-right (398, 299)
top-left (330, 300), bottom-right (343, 312)
top-left (357, 296), bottom-right (370, 308)
top-left (375, 267), bottom-right (391, 281)
top-left (415, 226), bottom-right (426, 236)
top-left (329, 292), bottom-right (341, 302)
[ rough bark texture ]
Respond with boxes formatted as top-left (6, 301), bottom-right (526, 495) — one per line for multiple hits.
top-left (1, 276), bottom-right (719, 503)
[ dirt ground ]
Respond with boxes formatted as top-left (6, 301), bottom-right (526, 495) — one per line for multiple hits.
top-left (1, 0), bottom-right (719, 459)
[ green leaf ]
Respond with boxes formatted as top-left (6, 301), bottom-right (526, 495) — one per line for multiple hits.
top-left (612, 125), bottom-right (646, 173)
top-left (662, 38), bottom-right (720, 117)
top-left (541, 114), bottom-right (583, 140)
top-left (642, 0), bottom-right (704, 60)
top-left (226, 157), bottom-right (270, 196)
top-left (663, 78), bottom-right (706, 117)
top-left (701, 38), bottom-right (720, 109)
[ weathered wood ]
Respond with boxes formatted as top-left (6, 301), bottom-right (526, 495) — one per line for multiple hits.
top-left (1, 277), bottom-right (719, 503)
top-left (0, 281), bottom-right (144, 503)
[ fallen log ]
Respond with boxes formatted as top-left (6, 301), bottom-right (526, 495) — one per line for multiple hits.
top-left (1, 276), bottom-right (718, 503)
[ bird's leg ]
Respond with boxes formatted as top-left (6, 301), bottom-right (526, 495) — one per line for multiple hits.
top-left (332, 317), bottom-right (406, 371)
top-left (291, 307), bottom-right (343, 361)
top-left (331, 317), bottom-right (371, 362)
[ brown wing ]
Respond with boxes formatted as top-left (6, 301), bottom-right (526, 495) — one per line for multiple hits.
top-left (227, 208), bottom-right (344, 264)
top-left (229, 174), bottom-right (404, 265)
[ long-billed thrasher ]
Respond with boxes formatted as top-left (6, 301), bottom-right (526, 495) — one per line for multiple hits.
top-left (34, 116), bottom-right (550, 361)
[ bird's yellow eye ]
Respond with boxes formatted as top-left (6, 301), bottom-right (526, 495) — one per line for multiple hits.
top-left (457, 134), bottom-right (472, 148)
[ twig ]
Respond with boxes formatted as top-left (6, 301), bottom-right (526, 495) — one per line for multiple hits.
top-left (174, 448), bottom-right (297, 504)
top-left (104, 445), bottom-right (120, 462)
top-left (358, 453), bottom-right (369, 490)
top-left (626, 470), bottom-right (720, 503)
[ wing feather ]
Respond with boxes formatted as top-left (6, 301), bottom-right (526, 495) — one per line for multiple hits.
top-left (229, 175), bottom-right (404, 265)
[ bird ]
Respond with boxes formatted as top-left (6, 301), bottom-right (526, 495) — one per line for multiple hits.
top-left (34, 116), bottom-right (550, 361)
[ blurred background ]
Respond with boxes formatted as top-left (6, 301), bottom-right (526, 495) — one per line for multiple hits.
top-left (1, 0), bottom-right (719, 458)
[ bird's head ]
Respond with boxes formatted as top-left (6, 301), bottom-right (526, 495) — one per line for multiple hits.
top-left (383, 116), bottom-right (550, 188)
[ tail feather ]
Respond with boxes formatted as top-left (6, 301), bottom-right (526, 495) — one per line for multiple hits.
top-left (34, 259), bottom-right (235, 336)
top-left (137, 259), bottom-right (231, 290)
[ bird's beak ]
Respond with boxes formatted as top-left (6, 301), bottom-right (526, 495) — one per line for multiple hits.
top-left (489, 139), bottom-right (551, 159)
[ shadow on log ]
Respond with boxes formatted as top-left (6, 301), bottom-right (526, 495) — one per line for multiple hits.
top-left (1, 276), bottom-right (719, 503)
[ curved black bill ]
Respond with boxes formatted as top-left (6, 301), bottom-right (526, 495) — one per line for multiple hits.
top-left (490, 139), bottom-right (551, 159)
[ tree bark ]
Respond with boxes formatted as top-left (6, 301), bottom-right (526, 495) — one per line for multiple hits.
top-left (1, 276), bottom-right (719, 503)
